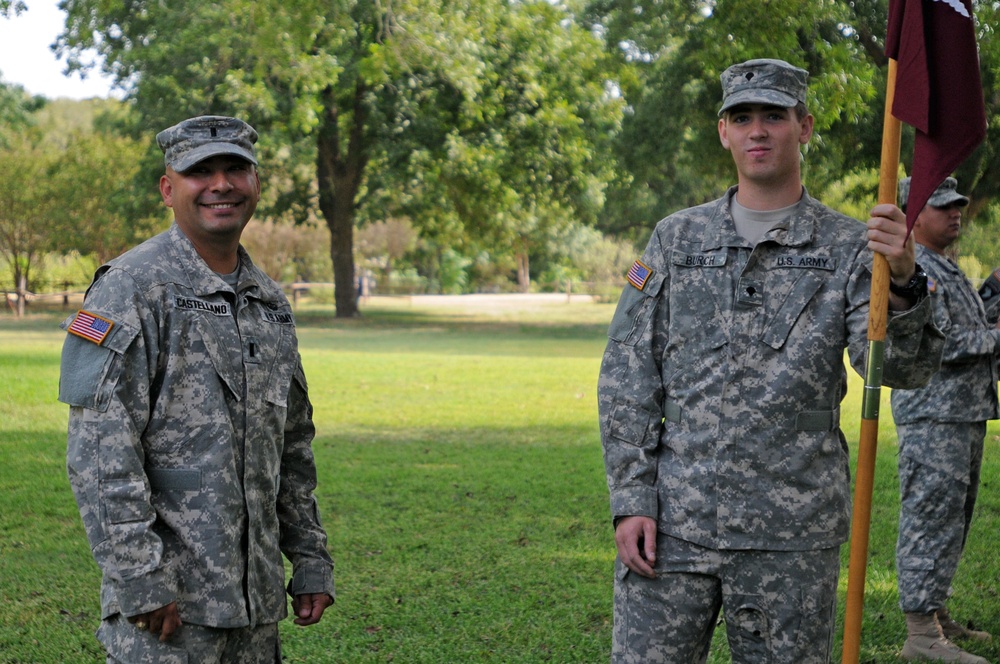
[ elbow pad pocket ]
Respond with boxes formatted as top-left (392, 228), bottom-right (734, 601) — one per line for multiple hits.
top-left (101, 478), bottom-right (152, 525)
top-left (608, 399), bottom-right (657, 446)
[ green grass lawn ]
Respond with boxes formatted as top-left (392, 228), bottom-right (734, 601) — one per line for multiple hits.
top-left (0, 295), bottom-right (997, 663)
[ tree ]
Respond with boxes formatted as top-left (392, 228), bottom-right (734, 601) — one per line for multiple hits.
top-left (0, 128), bottom-right (57, 308)
top-left (355, 217), bottom-right (418, 286)
top-left (0, 83), bottom-right (48, 311)
top-left (0, 95), bottom-right (163, 315)
top-left (0, 1), bottom-right (24, 17)
top-left (420, 1), bottom-right (623, 291)
top-left (58, 0), bottom-right (622, 310)
top-left (0, 79), bottom-right (44, 146)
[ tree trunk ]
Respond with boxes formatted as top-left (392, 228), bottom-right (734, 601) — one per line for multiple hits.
top-left (516, 251), bottom-right (530, 293)
top-left (316, 83), bottom-right (369, 318)
top-left (327, 203), bottom-right (357, 317)
top-left (16, 274), bottom-right (25, 318)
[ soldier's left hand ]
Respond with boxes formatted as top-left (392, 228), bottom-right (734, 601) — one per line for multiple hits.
top-left (866, 203), bottom-right (916, 283)
top-left (129, 601), bottom-right (182, 642)
top-left (291, 592), bottom-right (333, 626)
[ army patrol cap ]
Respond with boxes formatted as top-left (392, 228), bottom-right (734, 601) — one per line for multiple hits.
top-left (156, 115), bottom-right (258, 173)
top-left (898, 176), bottom-right (969, 211)
top-left (718, 58), bottom-right (809, 116)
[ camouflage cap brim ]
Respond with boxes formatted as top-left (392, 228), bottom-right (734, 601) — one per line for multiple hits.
top-left (927, 189), bottom-right (969, 208)
top-left (718, 89), bottom-right (800, 116)
top-left (170, 142), bottom-right (258, 174)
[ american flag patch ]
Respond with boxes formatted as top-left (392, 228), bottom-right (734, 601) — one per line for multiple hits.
top-left (626, 260), bottom-right (652, 290)
top-left (68, 310), bottom-right (114, 345)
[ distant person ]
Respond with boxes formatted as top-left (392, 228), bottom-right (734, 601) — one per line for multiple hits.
top-left (598, 58), bottom-right (943, 663)
top-left (891, 176), bottom-right (995, 664)
top-left (58, 115), bottom-right (335, 663)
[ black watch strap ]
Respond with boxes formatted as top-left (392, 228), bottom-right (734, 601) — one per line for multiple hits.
top-left (889, 263), bottom-right (928, 300)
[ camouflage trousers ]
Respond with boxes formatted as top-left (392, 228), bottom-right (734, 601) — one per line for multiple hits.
top-left (98, 613), bottom-right (281, 663)
top-left (612, 532), bottom-right (839, 664)
top-left (896, 421), bottom-right (985, 614)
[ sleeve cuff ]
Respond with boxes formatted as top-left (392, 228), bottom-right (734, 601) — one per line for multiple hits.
top-left (287, 563), bottom-right (336, 600)
top-left (114, 566), bottom-right (178, 618)
top-left (609, 486), bottom-right (658, 524)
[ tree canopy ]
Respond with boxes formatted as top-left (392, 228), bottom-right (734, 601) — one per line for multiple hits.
top-left (3, 0), bottom-right (999, 303)
top-left (56, 0), bottom-right (623, 315)
top-left (583, 0), bottom-right (1000, 237)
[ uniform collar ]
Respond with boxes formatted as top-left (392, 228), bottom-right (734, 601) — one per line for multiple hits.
top-left (702, 186), bottom-right (819, 251)
top-left (165, 224), bottom-right (282, 304)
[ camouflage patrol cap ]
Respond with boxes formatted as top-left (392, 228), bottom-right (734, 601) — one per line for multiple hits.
top-left (718, 58), bottom-right (809, 116)
top-left (898, 176), bottom-right (969, 211)
top-left (156, 115), bottom-right (258, 173)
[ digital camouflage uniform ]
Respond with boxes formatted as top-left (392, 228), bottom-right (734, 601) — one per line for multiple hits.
top-left (890, 243), bottom-right (999, 615)
top-left (59, 223), bottom-right (335, 659)
top-left (599, 188), bottom-right (943, 662)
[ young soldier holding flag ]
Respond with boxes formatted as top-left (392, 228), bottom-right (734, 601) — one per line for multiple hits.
top-left (598, 58), bottom-right (944, 663)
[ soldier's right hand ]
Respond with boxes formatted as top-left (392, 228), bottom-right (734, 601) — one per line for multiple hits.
top-left (614, 516), bottom-right (658, 578)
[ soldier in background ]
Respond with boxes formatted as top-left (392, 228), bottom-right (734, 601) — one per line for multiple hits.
top-left (58, 115), bottom-right (334, 663)
top-left (598, 59), bottom-right (944, 663)
top-left (891, 177), bottom-right (995, 664)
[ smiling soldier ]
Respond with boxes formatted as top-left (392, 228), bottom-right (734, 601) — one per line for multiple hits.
top-left (59, 116), bottom-right (335, 663)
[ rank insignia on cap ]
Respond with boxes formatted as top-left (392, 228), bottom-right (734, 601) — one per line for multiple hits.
top-left (626, 260), bottom-right (653, 290)
top-left (68, 310), bottom-right (114, 345)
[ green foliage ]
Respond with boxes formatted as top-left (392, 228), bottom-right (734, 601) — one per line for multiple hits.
top-left (437, 248), bottom-right (473, 294)
top-left (16, 0), bottom-right (1000, 296)
top-left (819, 168), bottom-right (881, 221)
top-left (32, 252), bottom-right (100, 292)
top-left (582, 0), bottom-right (1000, 242)
top-left (0, 127), bottom-right (58, 291)
top-left (585, 0), bottom-right (887, 233)
top-left (0, 99), bottom-right (164, 296)
top-left (0, 80), bottom-right (43, 144)
top-left (355, 217), bottom-right (419, 283)
top-left (534, 224), bottom-right (637, 296)
top-left (957, 205), bottom-right (1000, 280)
top-left (0, 0), bottom-right (25, 18)
top-left (56, 0), bottom-right (624, 314)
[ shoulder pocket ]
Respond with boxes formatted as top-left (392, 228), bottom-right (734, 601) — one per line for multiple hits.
top-left (608, 272), bottom-right (665, 345)
top-left (58, 316), bottom-right (139, 411)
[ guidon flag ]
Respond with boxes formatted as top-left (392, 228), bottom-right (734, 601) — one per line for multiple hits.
top-left (885, 0), bottom-right (987, 231)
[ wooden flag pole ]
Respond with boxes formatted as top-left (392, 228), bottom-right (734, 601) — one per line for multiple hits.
top-left (841, 58), bottom-right (902, 664)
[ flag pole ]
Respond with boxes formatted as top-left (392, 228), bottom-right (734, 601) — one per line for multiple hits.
top-left (841, 58), bottom-right (901, 664)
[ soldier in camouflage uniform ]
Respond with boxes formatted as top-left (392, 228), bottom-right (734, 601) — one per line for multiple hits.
top-left (891, 177), bottom-right (995, 664)
top-left (59, 116), bottom-right (335, 663)
top-left (599, 59), bottom-right (944, 663)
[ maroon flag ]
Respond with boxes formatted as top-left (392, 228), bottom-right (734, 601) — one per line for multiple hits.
top-left (885, 0), bottom-right (986, 231)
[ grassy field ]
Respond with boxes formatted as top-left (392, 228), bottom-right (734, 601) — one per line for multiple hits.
top-left (0, 294), bottom-right (997, 663)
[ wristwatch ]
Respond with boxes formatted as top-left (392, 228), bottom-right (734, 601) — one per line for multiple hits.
top-left (889, 264), bottom-right (928, 300)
